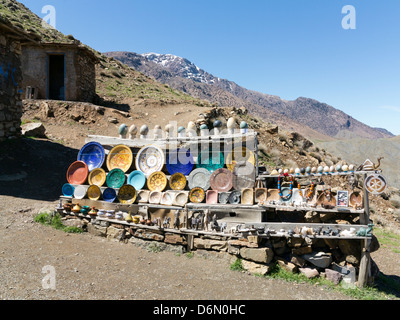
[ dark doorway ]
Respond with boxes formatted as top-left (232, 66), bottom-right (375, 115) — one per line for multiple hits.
top-left (48, 54), bottom-right (65, 100)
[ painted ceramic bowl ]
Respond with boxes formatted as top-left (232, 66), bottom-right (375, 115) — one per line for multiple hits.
top-left (226, 147), bottom-right (255, 172)
top-left (74, 185), bottom-right (88, 200)
top-left (169, 173), bottom-right (187, 191)
top-left (136, 145), bottom-right (165, 177)
top-left (103, 188), bottom-right (117, 203)
top-left (88, 168), bottom-right (107, 187)
top-left (67, 161), bottom-right (89, 185)
top-left (106, 145), bottom-right (133, 173)
top-left (106, 168), bottom-right (126, 189)
top-left (147, 171), bottom-right (168, 192)
top-left (166, 148), bottom-right (194, 176)
top-left (127, 170), bottom-right (146, 191)
top-left (78, 142), bottom-right (105, 172)
top-left (188, 168), bottom-right (212, 190)
top-left (87, 185), bottom-right (102, 201)
top-left (210, 168), bottom-right (233, 192)
top-left (118, 185), bottom-right (137, 204)
top-left (62, 183), bottom-right (75, 197)
top-left (189, 187), bottom-right (206, 203)
top-left (197, 150), bottom-right (224, 173)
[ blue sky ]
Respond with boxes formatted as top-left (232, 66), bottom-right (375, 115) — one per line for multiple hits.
top-left (20, 0), bottom-right (400, 135)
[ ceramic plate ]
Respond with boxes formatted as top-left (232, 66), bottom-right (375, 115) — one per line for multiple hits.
top-left (88, 168), bottom-right (107, 187)
top-left (197, 150), bottom-right (224, 173)
top-left (66, 161), bottom-right (89, 185)
top-left (210, 168), bottom-right (233, 192)
top-left (169, 173), bottom-right (187, 191)
top-left (128, 170), bottom-right (146, 191)
top-left (136, 145), bottom-right (165, 177)
top-left (103, 188), bottom-right (117, 203)
top-left (188, 168), bottom-right (212, 190)
top-left (226, 147), bottom-right (255, 172)
top-left (87, 185), bottom-right (102, 201)
top-left (167, 148), bottom-right (194, 176)
top-left (107, 145), bottom-right (133, 173)
top-left (118, 185), bottom-right (137, 204)
top-left (74, 185), bottom-right (88, 200)
top-left (189, 187), bottom-right (205, 203)
top-left (232, 162), bottom-right (256, 190)
top-left (106, 168), bottom-right (126, 189)
top-left (62, 183), bottom-right (75, 197)
top-left (147, 171), bottom-right (168, 192)
top-left (228, 190), bottom-right (241, 204)
top-left (78, 142), bottom-right (105, 172)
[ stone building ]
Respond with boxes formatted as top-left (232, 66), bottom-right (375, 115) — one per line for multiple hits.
top-left (21, 42), bottom-right (98, 102)
top-left (0, 16), bottom-right (36, 140)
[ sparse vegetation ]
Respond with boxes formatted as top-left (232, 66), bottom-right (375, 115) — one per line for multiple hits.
top-left (34, 212), bottom-right (83, 234)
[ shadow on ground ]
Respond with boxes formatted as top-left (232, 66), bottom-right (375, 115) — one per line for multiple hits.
top-left (0, 138), bottom-right (78, 202)
top-left (375, 273), bottom-right (400, 298)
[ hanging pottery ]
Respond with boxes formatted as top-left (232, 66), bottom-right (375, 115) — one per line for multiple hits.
top-left (365, 174), bottom-right (387, 195)
top-left (106, 168), bottom-right (126, 189)
top-left (169, 173), bottom-right (187, 191)
top-left (67, 161), bottom-right (89, 185)
top-left (167, 148), bottom-right (194, 176)
top-left (197, 150), bottom-right (224, 173)
top-left (226, 147), bottom-right (255, 172)
top-left (88, 168), bottom-right (107, 187)
top-left (87, 185), bottom-right (102, 201)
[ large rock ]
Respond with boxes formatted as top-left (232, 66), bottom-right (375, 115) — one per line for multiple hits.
top-left (134, 229), bottom-right (164, 242)
top-left (194, 238), bottom-right (228, 252)
top-left (164, 233), bottom-right (187, 245)
top-left (303, 252), bottom-right (333, 269)
top-left (87, 224), bottom-right (107, 237)
top-left (325, 269), bottom-right (343, 285)
top-left (299, 268), bottom-right (320, 279)
top-left (242, 260), bottom-right (272, 276)
top-left (239, 247), bottom-right (274, 264)
top-left (275, 257), bottom-right (298, 273)
top-left (21, 122), bottom-right (46, 138)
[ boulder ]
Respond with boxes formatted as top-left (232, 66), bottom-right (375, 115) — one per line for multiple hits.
top-left (241, 260), bottom-right (272, 276)
top-left (303, 252), bottom-right (333, 269)
top-left (239, 247), bottom-right (274, 264)
top-left (275, 257), bottom-right (298, 273)
top-left (194, 238), bottom-right (228, 252)
top-left (87, 224), bottom-right (107, 237)
top-left (21, 122), bottom-right (46, 138)
top-left (299, 268), bottom-right (319, 279)
top-left (164, 233), bottom-right (187, 245)
top-left (325, 269), bottom-right (343, 285)
top-left (134, 229), bottom-right (165, 242)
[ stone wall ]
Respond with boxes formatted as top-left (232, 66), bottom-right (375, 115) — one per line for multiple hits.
top-left (21, 44), bottom-right (96, 103)
top-left (0, 32), bottom-right (23, 140)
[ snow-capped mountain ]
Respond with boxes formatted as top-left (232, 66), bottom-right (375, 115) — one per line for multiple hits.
top-left (141, 53), bottom-right (218, 85)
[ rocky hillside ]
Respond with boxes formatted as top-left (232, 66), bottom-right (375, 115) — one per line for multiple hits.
top-left (105, 51), bottom-right (393, 141)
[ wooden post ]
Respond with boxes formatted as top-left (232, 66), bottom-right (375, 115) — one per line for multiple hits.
top-left (358, 173), bottom-right (371, 288)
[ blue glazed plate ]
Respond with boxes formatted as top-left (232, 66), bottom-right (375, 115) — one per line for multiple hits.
top-left (78, 142), bottom-right (106, 172)
top-left (128, 170), bottom-right (146, 191)
top-left (62, 183), bottom-right (75, 197)
top-left (167, 148), bottom-right (194, 176)
top-left (103, 188), bottom-right (117, 203)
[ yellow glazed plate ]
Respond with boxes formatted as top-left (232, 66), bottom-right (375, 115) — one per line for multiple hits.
top-left (87, 185), bottom-right (102, 201)
top-left (88, 168), bottom-right (106, 187)
top-left (118, 185), bottom-right (137, 204)
top-left (169, 173), bottom-right (187, 191)
top-left (147, 171), bottom-right (168, 192)
top-left (107, 145), bottom-right (133, 173)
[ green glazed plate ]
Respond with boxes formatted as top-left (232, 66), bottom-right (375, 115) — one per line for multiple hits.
top-left (106, 168), bottom-right (126, 189)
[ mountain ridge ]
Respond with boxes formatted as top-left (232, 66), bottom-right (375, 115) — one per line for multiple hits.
top-left (105, 51), bottom-right (394, 141)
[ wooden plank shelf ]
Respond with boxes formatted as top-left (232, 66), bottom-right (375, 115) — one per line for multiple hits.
top-left (257, 170), bottom-right (382, 179)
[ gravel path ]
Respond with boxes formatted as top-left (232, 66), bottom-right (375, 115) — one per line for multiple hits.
top-left (0, 197), bottom-right (354, 301)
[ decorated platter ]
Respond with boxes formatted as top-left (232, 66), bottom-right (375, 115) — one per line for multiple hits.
top-left (189, 187), bottom-right (206, 203)
top-left (365, 174), bottom-right (387, 195)
top-left (188, 168), bottom-right (212, 191)
top-left (169, 173), bottom-right (187, 191)
top-left (349, 191), bottom-right (364, 209)
top-left (210, 168), bottom-right (233, 192)
top-left (226, 147), bottom-right (255, 172)
top-left (106, 145), bottom-right (133, 173)
top-left (67, 161), bottom-right (89, 185)
top-left (78, 142), bottom-right (105, 172)
top-left (103, 188), bottom-right (117, 203)
top-left (106, 168), bottom-right (126, 189)
top-left (228, 190), bottom-right (241, 205)
top-left (147, 171), bottom-right (168, 192)
top-left (62, 183), bottom-right (75, 197)
top-left (127, 170), bottom-right (146, 191)
top-left (232, 162), bottom-right (256, 190)
top-left (118, 185), bottom-right (137, 204)
top-left (88, 168), bottom-right (107, 187)
top-left (87, 185), bottom-right (102, 201)
top-left (197, 150), bottom-right (224, 173)
top-left (166, 148), bottom-right (194, 176)
top-left (136, 145), bottom-right (165, 177)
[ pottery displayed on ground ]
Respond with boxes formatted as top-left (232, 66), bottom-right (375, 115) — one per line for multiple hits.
top-left (88, 168), bottom-right (107, 187)
top-left (210, 168), bottom-right (233, 192)
top-left (136, 145), bottom-right (165, 177)
top-left (118, 185), bottom-right (137, 204)
top-left (67, 161), bottom-right (89, 185)
top-left (106, 145), bottom-right (133, 173)
top-left (147, 171), bottom-right (168, 192)
top-left (78, 142), bottom-right (106, 172)
top-left (87, 185), bottom-right (102, 201)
